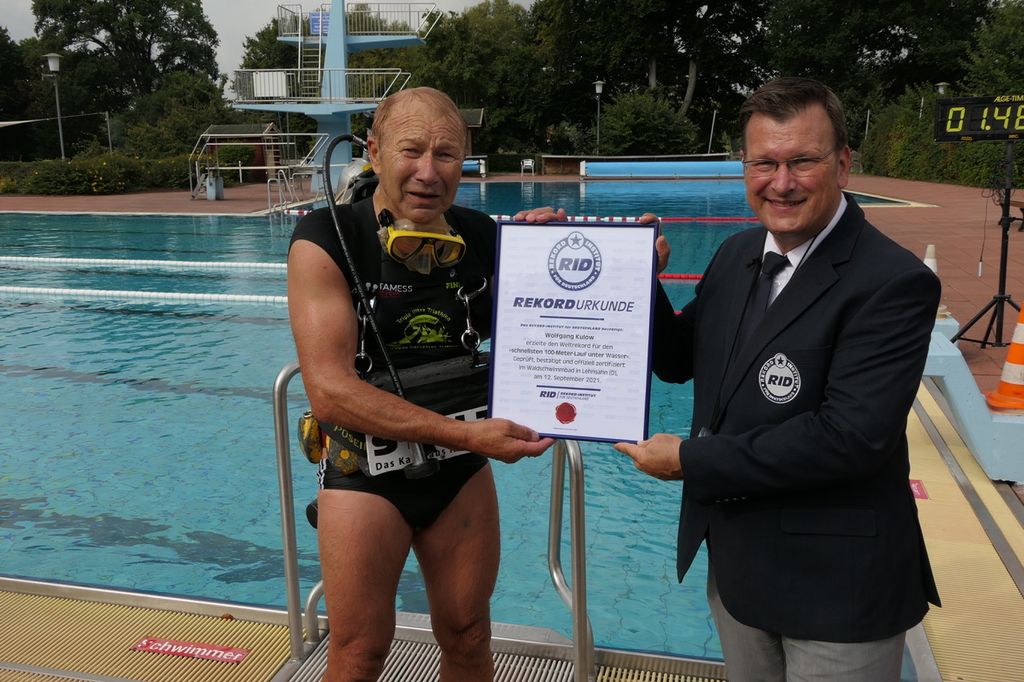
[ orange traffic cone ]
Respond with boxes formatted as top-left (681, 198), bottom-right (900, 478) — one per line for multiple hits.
top-left (986, 306), bottom-right (1024, 412)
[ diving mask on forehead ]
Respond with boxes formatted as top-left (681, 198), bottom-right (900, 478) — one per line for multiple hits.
top-left (377, 208), bottom-right (466, 274)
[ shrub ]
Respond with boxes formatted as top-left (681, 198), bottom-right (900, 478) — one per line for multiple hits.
top-left (0, 153), bottom-right (193, 194)
top-left (862, 85), bottom-right (1021, 187)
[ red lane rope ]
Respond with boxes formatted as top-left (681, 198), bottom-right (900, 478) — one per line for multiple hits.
top-left (661, 216), bottom-right (758, 222)
top-left (658, 273), bottom-right (702, 280)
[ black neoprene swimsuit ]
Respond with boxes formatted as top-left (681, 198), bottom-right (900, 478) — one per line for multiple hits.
top-left (289, 198), bottom-right (495, 530)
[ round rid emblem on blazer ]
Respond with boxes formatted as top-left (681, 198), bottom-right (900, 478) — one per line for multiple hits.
top-left (758, 353), bottom-right (801, 404)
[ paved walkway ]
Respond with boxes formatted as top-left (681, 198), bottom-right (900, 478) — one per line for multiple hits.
top-left (845, 175), bottom-right (1023, 395)
top-left (1, 173), bottom-right (1021, 394)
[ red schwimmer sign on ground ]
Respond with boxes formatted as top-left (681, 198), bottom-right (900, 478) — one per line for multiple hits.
top-left (909, 479), bottom-right (929, 500)
top-left (132, 637), bottom-right (250, 663)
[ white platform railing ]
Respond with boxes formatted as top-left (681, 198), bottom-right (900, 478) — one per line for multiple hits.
top-left (276, 3), bottom-right (438, 39)
top-left (233, 68), bottom-right (409, 104)
top-left (347, 3), bottom-right (440, 36)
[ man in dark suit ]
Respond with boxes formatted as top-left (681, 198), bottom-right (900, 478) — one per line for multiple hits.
top-left (614, 77), bottom-right (941, 680)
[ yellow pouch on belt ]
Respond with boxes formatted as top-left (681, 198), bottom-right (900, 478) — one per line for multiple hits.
top-left (297, 410), bottom-right (323, 462)
top-left (297, 410), bottom-right (360, 475)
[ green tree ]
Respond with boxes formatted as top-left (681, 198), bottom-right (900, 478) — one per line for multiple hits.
top-left (962, 0), bottom-right (1024, 94)
top-left (0, 27), bottom-right (37, 160)
top-left (862, 84), bottom-right (1014, 188)
top-left (351, 0), bottom-right (547, 152)
top-left (760, 0), bottom-right (992, 148)
top-left (600, 90), bottom-right (699, 155)
top-left (531, 0), bottom-right (765, 152)
top-left (122, 71), bottom-right (242, 156)
top-left (0, 28), bottom-right (30, 117)
top-left (240, 19), bottom-right (298, 70)
top-left (32, 0), bottom-right (219, 109)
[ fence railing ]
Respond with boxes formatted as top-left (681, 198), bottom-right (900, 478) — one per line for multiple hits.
top-left (233, 68), bottom-right (410, 104)
top-left (276, 3), bottom-right (326, 38)
top-left (347, 3), bottom-right (439, 36)
top-left (275, 3), bottom-right (439, 39)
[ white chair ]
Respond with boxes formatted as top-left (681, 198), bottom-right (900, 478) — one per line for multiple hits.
top-left (520, 158), bottom-right (535, 177)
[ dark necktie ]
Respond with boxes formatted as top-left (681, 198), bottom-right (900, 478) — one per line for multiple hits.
top-left (738, 251), bottom-right (789, 346)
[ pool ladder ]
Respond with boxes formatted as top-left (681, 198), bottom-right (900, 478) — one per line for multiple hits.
top-left (271, 361), bottom-right (597, 681)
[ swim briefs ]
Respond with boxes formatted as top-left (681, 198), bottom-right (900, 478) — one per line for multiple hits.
top-left (318, 453), bottom-right (489, 530)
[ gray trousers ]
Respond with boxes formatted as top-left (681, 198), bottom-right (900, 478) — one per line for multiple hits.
top-left (708, 570), bottom-right (906, 682)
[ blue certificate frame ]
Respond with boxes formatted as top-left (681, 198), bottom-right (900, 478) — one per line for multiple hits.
top-left (488, 220), bottom-right (658, 443)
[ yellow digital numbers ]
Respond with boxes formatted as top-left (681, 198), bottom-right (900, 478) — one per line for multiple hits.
top-left (936, 96), bottom-right (1024, 142)
top-left (945, 107), bottom-right (966, 133)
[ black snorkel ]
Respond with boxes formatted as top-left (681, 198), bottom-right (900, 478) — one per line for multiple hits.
top-left (322, 134), bottom-right (440, 479)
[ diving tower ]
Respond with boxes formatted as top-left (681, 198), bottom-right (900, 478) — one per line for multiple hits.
top-left (232, 1), bottom-right (439, 188)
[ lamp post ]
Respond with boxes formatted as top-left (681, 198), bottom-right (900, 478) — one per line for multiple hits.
top-left (593, 80), bottom-right (604, 155)
top-left (42, 53), bottom-right (65, 160)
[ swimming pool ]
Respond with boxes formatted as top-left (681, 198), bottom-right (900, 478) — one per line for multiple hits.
top-left (0, 184), bottom-right (760, 660)
top-left (457, 178), bottom-right (907, 219)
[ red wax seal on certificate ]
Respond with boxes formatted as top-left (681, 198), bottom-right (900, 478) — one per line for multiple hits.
top-left (555, 402), bottom-right (577, 424)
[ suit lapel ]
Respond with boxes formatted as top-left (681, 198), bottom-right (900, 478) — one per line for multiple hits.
top-left (719, 252), bottom-right (762, 364)
top-left (715, 198), bottom-right (864, 417)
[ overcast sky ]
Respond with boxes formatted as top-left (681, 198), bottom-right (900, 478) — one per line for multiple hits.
top-left (3, 0), bottom-right (532, 77)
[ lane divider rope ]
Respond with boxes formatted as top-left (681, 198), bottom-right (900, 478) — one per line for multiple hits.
top-left (0, 286), bottom-right (287, 306)
top-left (0, 256), bottom-right (286, 272)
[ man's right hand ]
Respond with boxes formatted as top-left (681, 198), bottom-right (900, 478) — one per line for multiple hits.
top-left (512, 207), bottom-right (567, 223)
top-left (464, 418), bottom-right (555, 463)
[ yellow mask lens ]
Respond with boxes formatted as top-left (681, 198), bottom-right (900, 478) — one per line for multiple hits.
top-left (431, 237), bottom-right (465, 266)
top-left (384, 227), bottom-right (465, 268)
top-left (389, 234), bottom-right (426, 260)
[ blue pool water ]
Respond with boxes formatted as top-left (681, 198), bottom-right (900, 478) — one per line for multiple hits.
top-left (457, 179), bottom-right (755, 219)
top-left (0, 182), bottom-right (760, 660)
top-left (456, 178), bottom-right (905, 219)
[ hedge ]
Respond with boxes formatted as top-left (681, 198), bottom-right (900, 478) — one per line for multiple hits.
top-left (862, 86), bottom-right (1022, 188)
top-left (0, 153), bottom-right (193, 195)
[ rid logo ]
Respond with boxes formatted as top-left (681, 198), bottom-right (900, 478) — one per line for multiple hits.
top-left (539, 390), bottom-right (557, 398)
top-left (758, 353), bottom-right (801, 404)
top-left (548, 231), bottom-right (602, 291)
top-left (558, 257), bottom-right (593, 271)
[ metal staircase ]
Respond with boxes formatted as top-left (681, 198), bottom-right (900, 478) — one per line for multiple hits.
top-left (298, 5), bottom-right (325, 100)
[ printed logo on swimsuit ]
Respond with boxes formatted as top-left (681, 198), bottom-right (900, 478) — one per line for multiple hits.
top-left (548, 231), bottom-right (602, 291)
top-left (758, 353), bottom-right (801, 404)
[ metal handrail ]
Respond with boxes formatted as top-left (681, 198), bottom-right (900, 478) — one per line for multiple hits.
top-left (276, 4), bottom-right (303, 38)
top-left (346, 3), bottom-right (440, 37)
top-left (233, 68), bottom-right (410, 104)
top-left (271, 361), bottom-right (596, 677)
top-left (548, 439), bottom-right (596, 681)
top-left (187, 132), bottom-right (328, 196)
top-left (272, 360), bottom-right (310, 662)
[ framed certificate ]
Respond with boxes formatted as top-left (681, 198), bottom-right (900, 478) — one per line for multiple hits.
top-left (488, 220), bottom-right (658, 443)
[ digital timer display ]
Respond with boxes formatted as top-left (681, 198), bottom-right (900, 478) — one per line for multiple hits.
top-left (934, 95), bottom-right (1024, 142)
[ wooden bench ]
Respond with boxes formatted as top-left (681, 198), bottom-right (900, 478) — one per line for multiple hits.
top-left (1011, 199), bottom-right (1024, 231)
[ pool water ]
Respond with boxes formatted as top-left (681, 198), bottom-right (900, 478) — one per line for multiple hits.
top-left (458, 179), bottom-right (755, 219)
top-left (0, 183), bottom-right (758, 659)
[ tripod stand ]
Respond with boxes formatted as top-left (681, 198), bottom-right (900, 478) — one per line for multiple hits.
top-left (952, 141), bottom-right (1021, 348)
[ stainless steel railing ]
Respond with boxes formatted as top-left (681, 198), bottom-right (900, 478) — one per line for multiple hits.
top-left (277, 3), bottom-right (439, 39)
top-left (346, 3), bottom-right (440, 37)
top-left (233, 68), bottom-right (410, 104)
top-left (272, 361), bottom-right (311, 663)
top-left (548, 439), bottom-right (596, 681)
top-left (271, 361), bottom-right (595, 678)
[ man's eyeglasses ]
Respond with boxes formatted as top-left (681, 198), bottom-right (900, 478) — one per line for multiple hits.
top-left (742, 150), bottom-right (835, 178)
